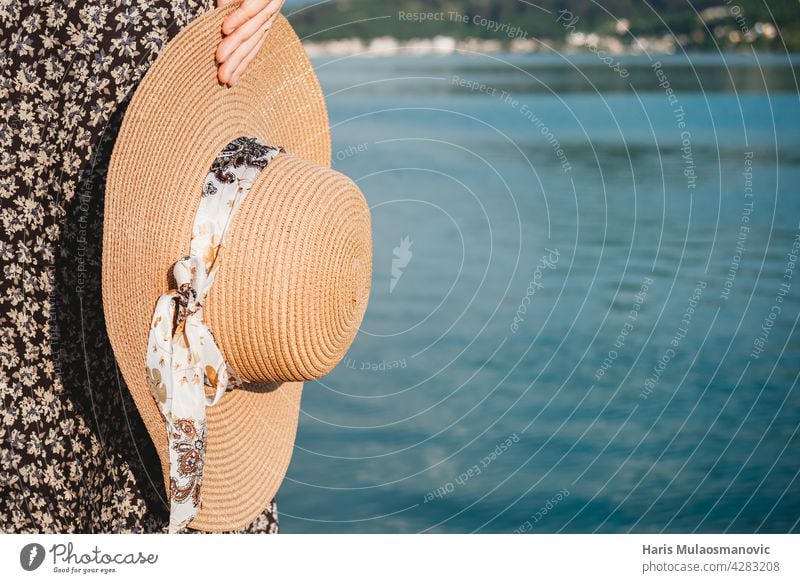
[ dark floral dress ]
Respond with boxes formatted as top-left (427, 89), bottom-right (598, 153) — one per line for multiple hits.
top-left (0, 0), bottom-right (279, 533)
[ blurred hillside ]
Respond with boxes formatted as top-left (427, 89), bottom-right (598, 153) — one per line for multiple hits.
top-left (286, 0), bottom-right (799, 53)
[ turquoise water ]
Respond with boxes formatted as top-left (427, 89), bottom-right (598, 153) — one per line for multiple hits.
top-left (279, 52), bottom-right (800, 533)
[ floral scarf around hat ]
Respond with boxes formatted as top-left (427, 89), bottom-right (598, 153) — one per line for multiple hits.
top-left (145, 137), bottom-right (283, 533)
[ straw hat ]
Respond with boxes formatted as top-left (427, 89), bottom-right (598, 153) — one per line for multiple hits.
top-left (102, 4), bottom-right (372, 531)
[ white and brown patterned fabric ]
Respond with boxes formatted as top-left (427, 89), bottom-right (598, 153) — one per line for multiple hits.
top-left (146, 137), bottom-right (282, 532)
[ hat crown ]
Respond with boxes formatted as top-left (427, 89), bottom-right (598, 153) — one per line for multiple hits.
top-left (205, 153), bottom-right (372, 382)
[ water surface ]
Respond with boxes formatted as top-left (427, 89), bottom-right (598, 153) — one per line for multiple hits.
top-left (279, 52), bottom-right (800, 533)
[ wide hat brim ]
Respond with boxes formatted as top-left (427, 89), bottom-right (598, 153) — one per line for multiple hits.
top-left (103, 5), bottom-right (331, 531)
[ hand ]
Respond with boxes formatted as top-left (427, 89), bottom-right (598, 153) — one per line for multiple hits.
top-left (215, 0), bottom-right (286, 86)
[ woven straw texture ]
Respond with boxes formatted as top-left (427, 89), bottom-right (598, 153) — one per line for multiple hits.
top-left (102, 5), bottom-right (372, 531)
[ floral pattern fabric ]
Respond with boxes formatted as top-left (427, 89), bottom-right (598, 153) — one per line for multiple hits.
top-left (146, 137), bottom-right (282, 532)
top-left (0, 1), bottom-right (280, 533)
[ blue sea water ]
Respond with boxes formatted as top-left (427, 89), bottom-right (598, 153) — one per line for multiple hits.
top-left (278, 52), bottom-right (800, 533)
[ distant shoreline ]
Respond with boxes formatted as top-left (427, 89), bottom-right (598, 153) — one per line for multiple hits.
top-left (303, 34), bottom-right (665, 57)
top-left (302, 32), bottom-right (784, 58)
top-left (303, 35), bottom-right (800, 61)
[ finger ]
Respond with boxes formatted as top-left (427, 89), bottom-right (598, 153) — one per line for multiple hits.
top-left (230, 31), bottom-right (268, 85)
top-left (216, 1), bottom-right (278, 63)
top-left (216, 0), bottom-right (237, 6)
top-left (222, 0), bottom-right (280, 36)
top-left (230, 21), bottom-right (273, 85)
top-left (218, 22), bottom-right (271, 85)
